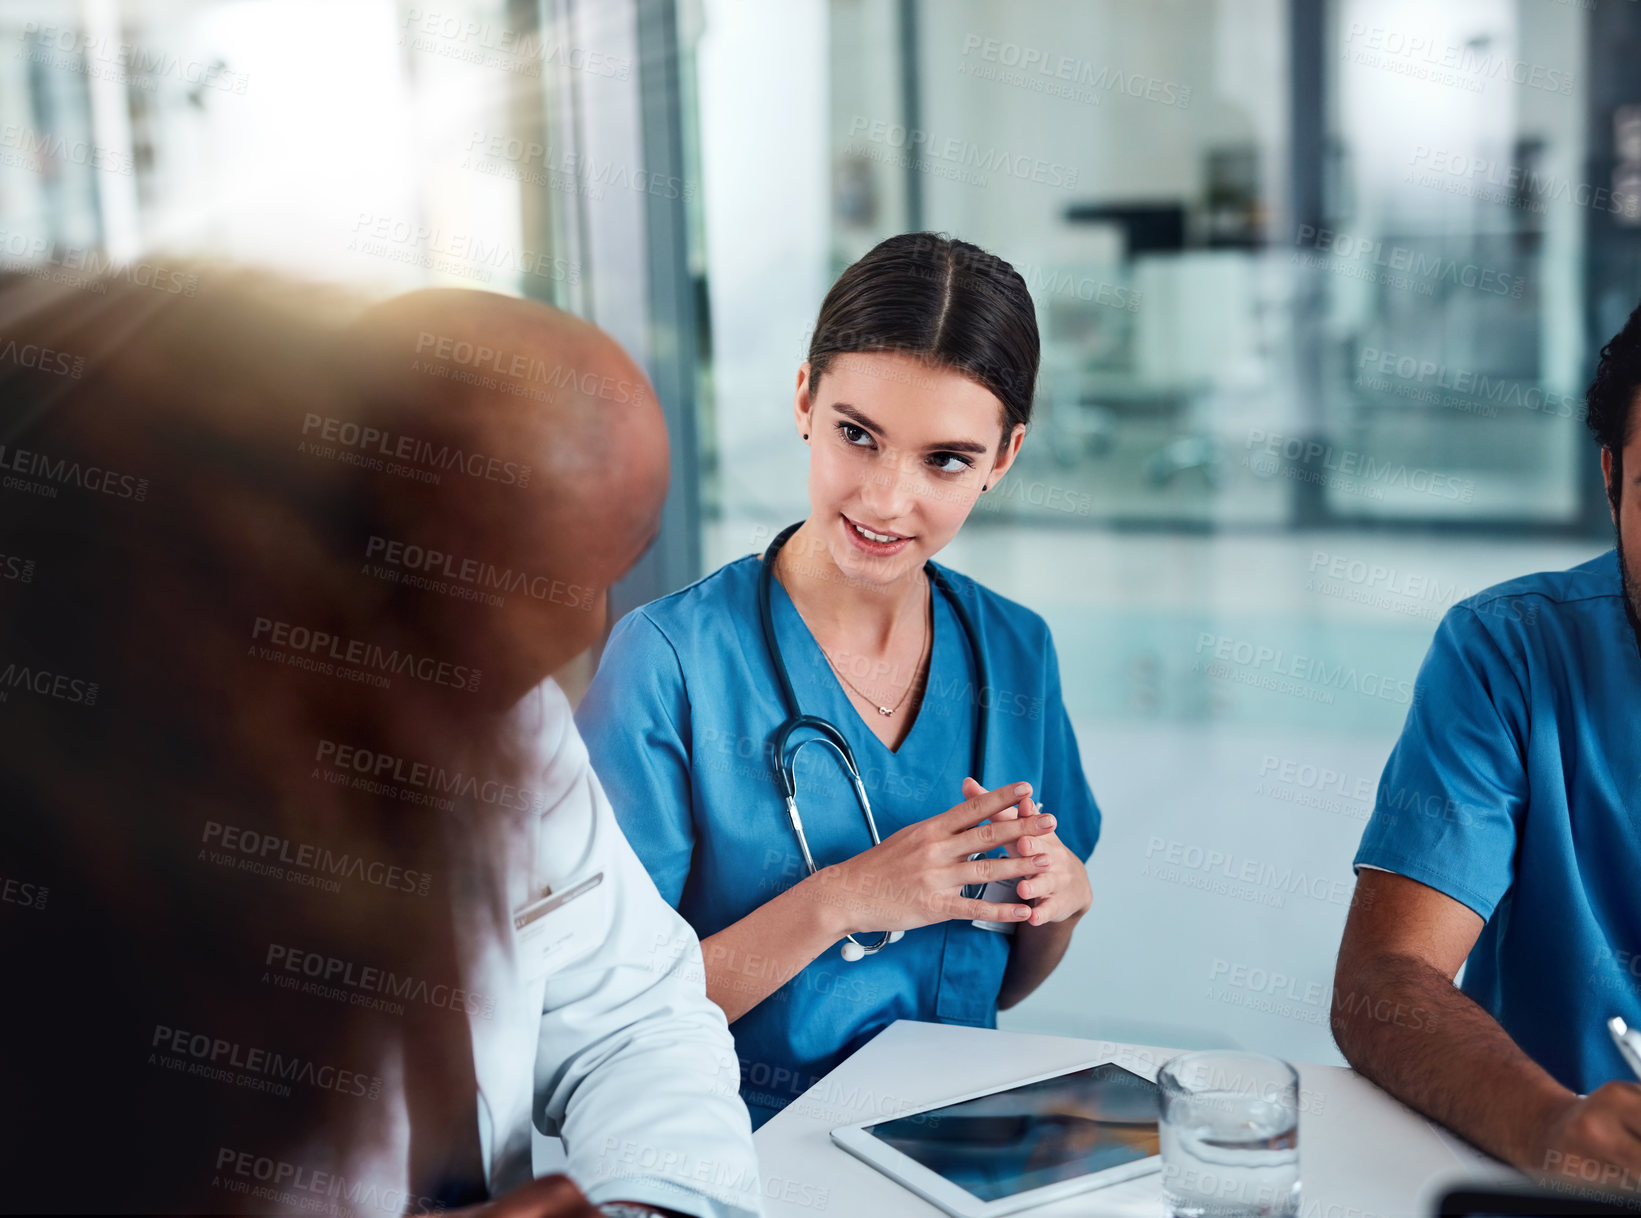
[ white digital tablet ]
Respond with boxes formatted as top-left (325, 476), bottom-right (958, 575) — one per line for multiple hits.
top-left (829, 1059), bottom-right (1162, 1218)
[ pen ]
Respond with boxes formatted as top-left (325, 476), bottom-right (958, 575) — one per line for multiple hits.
top-left (1607, 1016), bottom-right (1641, 1081)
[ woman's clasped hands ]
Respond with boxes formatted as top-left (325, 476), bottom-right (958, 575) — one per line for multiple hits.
top-left (802, 780), bottom-right (1062, 938)
top-left (961, 776), bottom-right (1092, 927)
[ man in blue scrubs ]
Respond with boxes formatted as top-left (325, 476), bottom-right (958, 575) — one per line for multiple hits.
top-left (1332, 300), bottom-right (1641, 1190)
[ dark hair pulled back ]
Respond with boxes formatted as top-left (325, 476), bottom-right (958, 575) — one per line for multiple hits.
top-left (806, 232), bottom-right (1039, 449)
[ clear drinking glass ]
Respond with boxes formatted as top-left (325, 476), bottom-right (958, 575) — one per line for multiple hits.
top-left (1157, 1050), bottom-right (1300, 1218)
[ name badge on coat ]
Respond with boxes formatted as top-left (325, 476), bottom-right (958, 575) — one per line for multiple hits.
top-left (512, 872), bottom-right (606, 983)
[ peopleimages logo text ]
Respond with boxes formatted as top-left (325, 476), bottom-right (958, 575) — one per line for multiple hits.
top-left (1295, 225), bottom-right (1525, 298)
top-left (1344, 23), bottom-right (1575, 95)
top-left (250, 618), bottom-right (482, 693)
top-left (213, 1146), bottom-right (442, 1217)
top-left (846, 116), bottom-right (1078, 189)
top-left (0, 229), bottom-right (198, 294)
top-left (313, 738), bottom-right (543, 813)
top-left (201, 820), bottom-right (432, 896)
top-left (1195, 632), bottom-right (1415, 705)
top-left (0, 443), bottom-right (148, 500)
top-left (299, 414), bottom-right (531, 487)
top-left (1246, 428), bottom-right (1476, 503)
top-left (365, 535), bottom-right (595, 611)
top-left (151, 1024), bottom-right (380, 1097)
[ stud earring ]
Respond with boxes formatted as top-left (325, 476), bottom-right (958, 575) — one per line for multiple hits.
top-left (982, 484), bottom-right (989, 492)
top-left (802, 433), bottom-right (809, 440)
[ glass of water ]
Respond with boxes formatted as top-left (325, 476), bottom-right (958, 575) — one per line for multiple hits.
top-left (1157, 1050), bottom-right (1300, 1218)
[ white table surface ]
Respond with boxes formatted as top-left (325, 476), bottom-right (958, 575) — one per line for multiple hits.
top-left (751, 1020), bottom-right (1518, 1217)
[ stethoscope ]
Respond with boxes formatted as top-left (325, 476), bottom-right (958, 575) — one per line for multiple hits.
top-left (759, 521), bottom-right (991, 962)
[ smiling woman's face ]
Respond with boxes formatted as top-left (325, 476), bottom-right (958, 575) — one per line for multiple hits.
top-left (793, 350), bottom-right (1025, 588)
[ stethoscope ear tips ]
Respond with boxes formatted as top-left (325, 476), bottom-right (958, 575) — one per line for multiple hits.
top-left (888, 930), bottom-right (905, 943)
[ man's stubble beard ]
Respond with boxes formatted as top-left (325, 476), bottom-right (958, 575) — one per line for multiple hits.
top-left (1615, 514), bottom-right (1641, 657)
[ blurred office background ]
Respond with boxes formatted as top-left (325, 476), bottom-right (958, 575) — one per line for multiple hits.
top-left (7, 0), bottom-right (1640, 1066)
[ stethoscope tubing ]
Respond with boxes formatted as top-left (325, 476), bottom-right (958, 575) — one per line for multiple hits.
top-left (757, 521), bottom-right (990, 960)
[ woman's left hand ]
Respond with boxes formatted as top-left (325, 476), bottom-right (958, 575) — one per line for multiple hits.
top-left (961, 777), bottom-right (1091, 927)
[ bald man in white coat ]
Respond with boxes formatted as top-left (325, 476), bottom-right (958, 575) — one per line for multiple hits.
top-left (346, 289), bottom-right (764, 1218)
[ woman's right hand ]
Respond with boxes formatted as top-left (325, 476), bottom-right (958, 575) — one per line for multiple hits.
top-left (803, 781), bottom-right (1057, 938)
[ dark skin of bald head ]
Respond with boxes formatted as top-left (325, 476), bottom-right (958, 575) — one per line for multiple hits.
top-left (343, 288), bottom-right (671, 709)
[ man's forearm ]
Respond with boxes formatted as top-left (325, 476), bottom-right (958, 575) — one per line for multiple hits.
top-left (1332, 952), bottom-right (1573, 1168)
top-left (998, 913), bottom-right (1081, 1010)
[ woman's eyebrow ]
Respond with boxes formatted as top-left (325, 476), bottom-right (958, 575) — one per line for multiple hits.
top-left (830, 401), bottom-right (990, 455)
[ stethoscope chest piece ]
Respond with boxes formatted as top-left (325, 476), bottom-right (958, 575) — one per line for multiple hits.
top-left (840, 931), bottom-right (904, 962)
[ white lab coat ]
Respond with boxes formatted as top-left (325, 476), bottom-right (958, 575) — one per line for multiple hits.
top-left (449, 678), bottom-right (765, 1218)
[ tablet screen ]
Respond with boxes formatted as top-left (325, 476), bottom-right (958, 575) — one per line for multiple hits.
top-left (861, 1062), bottom-right (1160, 1203)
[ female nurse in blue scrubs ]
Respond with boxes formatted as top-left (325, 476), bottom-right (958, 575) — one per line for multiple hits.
top-left (575, 231), bottom-right (1100, 1128)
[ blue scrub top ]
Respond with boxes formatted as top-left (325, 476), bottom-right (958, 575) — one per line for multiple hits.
top-left (1355, 550), bottom-right (1641, 1095)
top-left (575, 553), bottom-right (1100, 1127)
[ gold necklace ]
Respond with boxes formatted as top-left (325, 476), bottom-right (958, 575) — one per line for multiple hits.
top-left (819, 583), bottom-right (931, 717)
